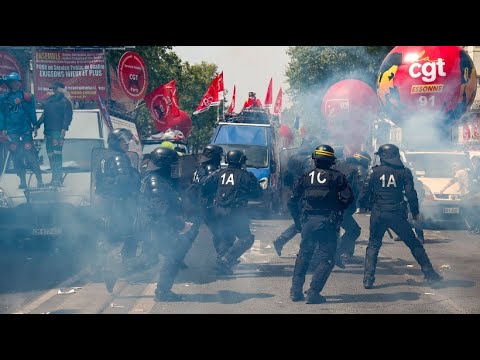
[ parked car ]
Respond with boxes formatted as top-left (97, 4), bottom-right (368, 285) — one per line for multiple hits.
top-left (400, 150), bottom-right (472, 229)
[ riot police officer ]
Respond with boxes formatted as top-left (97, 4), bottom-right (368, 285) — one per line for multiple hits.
top-left (95, 128), bottom-right (141, 292)
top-left (0, 72), bottom-right (43, 188)
top-left (358, 144), bottom-right (443, 289)
top-left (288, 145), bottom-right (354, 304)
top-left (334, 150), bottom-right (372, 261)
top-left (203, 149), bottom-right (262, 275)
top-left (273, 135), bottom-right (319, 256)
top-left (136, 147), bottom-right (192, 301)
top-left (184, 144), bottom-right (224, 264)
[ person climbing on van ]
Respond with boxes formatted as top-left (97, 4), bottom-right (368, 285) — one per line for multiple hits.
top-left (37, 82), bottom-right (73, 187)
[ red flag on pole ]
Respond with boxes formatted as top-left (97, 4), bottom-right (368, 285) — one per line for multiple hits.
top-left (273, 87), bottom-right (282, 115)
top-left (264, 77), bottom-right (273, 108)
top-left (144, 80), bottom-right (180, 129)
top-left (463, 122), bottom-right (471, 141)
top-left (193, 72), bottom-right (223, 115)
top-left (227, 85), bottom-right (236, 114)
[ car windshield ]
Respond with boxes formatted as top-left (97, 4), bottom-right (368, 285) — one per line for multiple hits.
top-left (405, 153), bottom-right (471, 178)
top-left (218, 144), bottom-right (269, 168)
top-left (3, 139), bottom-right (104, 174)
top-left (214, 125), bottom-right (268, 146)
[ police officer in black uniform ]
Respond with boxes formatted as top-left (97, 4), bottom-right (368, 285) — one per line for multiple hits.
top-left (288, 145), bottom-right (354, 304)
top-left (95, 128), bottom-right (141, 292)
top-left (273, 135), bottom-right (319, 256)
top-left (334, 150), bottom-right (372, 261)
top-left (203, 149), bottom-right (262, 275)
top-left (358, 144), bottom-right (443, 289)
top-left (183, 144), bottom-right (224, 263)
top-left (136, 147), bottom-right (192, 301)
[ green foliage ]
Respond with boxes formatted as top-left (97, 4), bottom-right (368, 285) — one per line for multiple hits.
top-left (106, 47), bottom-right (220, 147)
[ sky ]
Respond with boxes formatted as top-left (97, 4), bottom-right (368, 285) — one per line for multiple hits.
top-left (173, 46), bottom-right (291, 113)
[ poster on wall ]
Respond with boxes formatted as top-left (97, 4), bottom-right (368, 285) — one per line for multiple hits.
top-left (33, 49), bottom-right (107, 101)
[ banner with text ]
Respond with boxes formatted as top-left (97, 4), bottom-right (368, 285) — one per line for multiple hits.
top-left (34, 49), bottom-right (107, 101)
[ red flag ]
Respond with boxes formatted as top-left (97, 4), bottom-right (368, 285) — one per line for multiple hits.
top-left (463, 122), bottom-right (471, 141)
top-left (144, 80), bottom-right (180, 129)
top-left (227, 85), bottom-right (236, 114)
top-left (473, 118), bottom-right (480, 138)
top-left (264, 77), bottom-right (273, 108)
top-left (273, 87), bottom-right (282, 115)
top-left (193, 72), bottom-right (223, 115)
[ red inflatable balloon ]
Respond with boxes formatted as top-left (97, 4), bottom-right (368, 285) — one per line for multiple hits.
top-left (322, 79), bottom-right (379, 153)
top-left (279, 124), bottom-right (294, 148)
top-left (377, 46), bottom-right (477, 127)
top-left (154, 110), bottom-right (192, 138)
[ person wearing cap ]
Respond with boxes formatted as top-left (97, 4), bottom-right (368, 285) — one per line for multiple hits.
top-left (357, 144), bottom-right (443, 289)
top-left (242, 91), bottom-right (262, 110)
top-left (0, 72), bottom-right (43, 188)
top-left (288, 145), bottom-right (354, 304)
top-left (37, 81), bottom-right (73, 187)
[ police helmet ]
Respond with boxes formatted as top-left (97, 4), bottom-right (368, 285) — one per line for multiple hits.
top-left (353, 151), bottom-right (372, 168)
top-left (149, 146), bottom-right (179, 170)
top-left (312, 145), bottom-right (336, 162)
top-left (5, 72), bottom-right (22, 82)
top-left (375, 144), bottom-right (403, 166)
top-left (226, 149), bottom-right (247, 166)
top-left (108, 128), bottom-right (133, 152)
top-left (201, 144), bottom-right (223, 163)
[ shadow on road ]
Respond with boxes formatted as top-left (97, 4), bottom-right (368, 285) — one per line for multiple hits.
top-left (326, 291), bottom-right (420, 304)
top-left (429, 279), bottom-right (476, 289)
top-left (180, 290), bottom-right (274, 304)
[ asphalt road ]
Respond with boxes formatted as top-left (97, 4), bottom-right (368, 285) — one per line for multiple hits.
top-left (2, 214), bottom-right (480, 314)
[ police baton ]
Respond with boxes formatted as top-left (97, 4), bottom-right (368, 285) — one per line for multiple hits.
top-left (386, 228), bottom-right (394, 239)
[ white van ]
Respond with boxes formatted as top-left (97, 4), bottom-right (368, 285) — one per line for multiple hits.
top-left (400, 150), bottom-right (472, 228)
top-left (0, 109), bottom-right (139, 243)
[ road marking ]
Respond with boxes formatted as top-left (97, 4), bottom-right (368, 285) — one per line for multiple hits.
top-left (128, 283), bottom-right (157, 314)
top-left (11, 268), bottom-right (89, 314)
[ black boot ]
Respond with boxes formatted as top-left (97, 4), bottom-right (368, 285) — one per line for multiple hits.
top-left (155, 289), bottom-right (183, 302)
top-left (363, 276), bottom-right (375, 289)
top-left (305, 290), bottom-right (326, 304)
top-left (104, 271), bottom-right (117, 294)
top-left (289, 288), bottom-right (305, 302)
top-left (18, 174), bottom-right (27, 189)
top-left (364, 246), bottom-right (379, 289)
top-left (273, 237), bottom-right (285, 256)
top-left (36, 174), bottom-right (44, 188)
top-left (424, 270), bottom-right (443, 283)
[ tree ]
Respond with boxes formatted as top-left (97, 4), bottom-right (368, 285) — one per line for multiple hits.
top-left (106, 47), bottom-right (219, 146)
top-left (285, 46), bottom-right (393, 132)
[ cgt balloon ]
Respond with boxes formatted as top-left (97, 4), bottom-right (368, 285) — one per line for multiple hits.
top-left (377, 46), bottom-right (477, 128)
top-left (322, 79), bottom-right (379, 154)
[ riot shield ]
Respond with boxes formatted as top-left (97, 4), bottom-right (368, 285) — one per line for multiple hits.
top-left (90, 148), bottom-right (140, 207)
